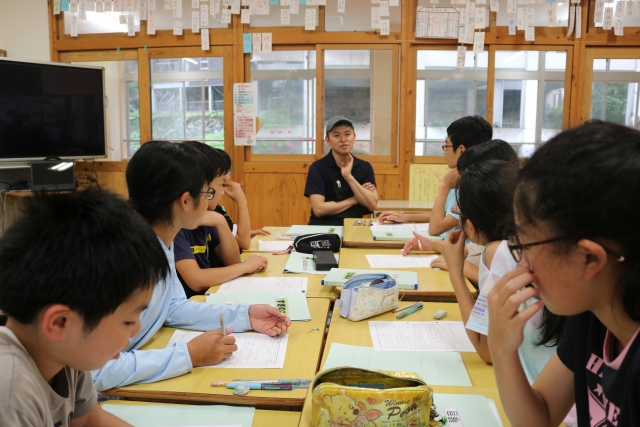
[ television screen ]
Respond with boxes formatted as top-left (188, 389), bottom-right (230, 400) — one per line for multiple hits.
top-left (0, 58), bottom-right (106, 161)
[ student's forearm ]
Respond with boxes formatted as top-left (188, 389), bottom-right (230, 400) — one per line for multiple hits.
top-left (429, 182), bottom-right (452, 234)
top-left (312, 197), bottom-right (358, 217)
top-left (345, 175), bottom-right (378, 211)
top-left (449, 270), bottom-right (476, 323)
top-left (234, 199), bottom-right (252, 250)
top-left (187, 264), bottom-right (255, 291)
top-left (405, 212), bottom-right (431, 222)
top-left (464, 261), bottom-right (479, 285)
top-left (72, 406), bottom-right (133, 427)
top-left (215, 225), bottom-right (241, 266)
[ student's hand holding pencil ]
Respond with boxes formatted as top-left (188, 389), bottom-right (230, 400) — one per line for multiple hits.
top-left (187, 329), bottom-right (237, 367)
top-left (401, 232), bottom-right (441, 256)
top-left (248, 304), bottom-right (291, 337)
top-left (244, 254), bottom-right (268, 273)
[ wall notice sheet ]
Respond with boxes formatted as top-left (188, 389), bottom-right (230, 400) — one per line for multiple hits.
top-left (369, 321), bottom-right (476, 352)
top-left (409, 164), bottom-right (449, 201)
top-left (323, 343), bottom-right (472, 386)
top-left (366, 254), bottom-right (439, 268)
top-left (103, 404), bottom-right (253, 427)
top-left (166, 330), bottom-right (288, 368)
top-left (217, 277), bottom-right (308, 293)
top-left (233, 83), bottom-right (257, 146)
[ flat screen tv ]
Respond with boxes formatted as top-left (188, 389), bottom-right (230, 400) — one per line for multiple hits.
top-left (0, 57), bottom-right (107, 162)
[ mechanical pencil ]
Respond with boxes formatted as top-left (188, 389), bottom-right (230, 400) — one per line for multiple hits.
top-left (396, 303), bottom-right (424, 319)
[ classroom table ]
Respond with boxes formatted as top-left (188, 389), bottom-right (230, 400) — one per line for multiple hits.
top-left (206, 252), bottom-right (338, 300)
top-left (298, 302), bottom-right (508, 427)
top-left (342, 218), bottom-right (438, 249)
top-left (338, 247), bottom-right (476, 300)
top-left (101, 400), bottom-right (301, 427)
top-left (101, 298), bottom-right (331, 408)
top-left (373, 199), bottom-right (435, 218)
top-left (246, 227), bottom-right (293, 252)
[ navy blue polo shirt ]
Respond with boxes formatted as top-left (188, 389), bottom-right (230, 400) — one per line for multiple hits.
top-left (173, 226), bottom-right (221, 298)
top-left (304, 151), bottom-right (376, 225)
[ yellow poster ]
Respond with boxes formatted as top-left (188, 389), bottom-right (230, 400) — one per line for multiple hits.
top-left (409, 164), bottom-right (449, 201)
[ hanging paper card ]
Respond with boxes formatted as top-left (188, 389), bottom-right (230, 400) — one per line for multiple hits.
top-left (54, 0), bottom-right (62, 14)
top-left (475, 6), bottom-right (486, 29)
top-left (318, 0), bottom-right (326, 4)
top-left (546, 3), bottom-right (557, 26)
top-left (231, 0), bottom-right (241, 13)
top-left (213, 0), bottom-right (219, 15)
top-left (165, 0), bottom-right (172, 9)
top-left (576, 5), bottom-right (582, 37)
top-left (97, 1), bottom-right (105, 12)
top-left (281, 0), bottom-right (290, 4)
top-left (120, 14), bottom-right (127, 23)
top-left (507, 0), bottom-right (515, 13)
top-left (594, 1), bottom-right (604, 23)
top-left (517, 8), bottom-right (525, 29)
top-left (627, 0), bottom-right (633, 16)
top-left (173, 0), bottom-right (182, 18)
top-left (139, 0), bottom-right (147, 18)
top-left (489, 0), bottom-right (499, 12)
top-left (603, 6), bottom-right (613, 29)
top-left (456, 46), bottom-right (467, 68)
top-left (243, 33), bottom-right (252, 52)
top-left (148, 0), bottom-right (156, 10)
top-left (249, 0), bottom-right (269, 14)
top-left (222, 8), bottom-right (232, 22)
top-left (525, 25), bottom-right (534, 40)
top-left (78, 0), bottom-right (87, 19)
top-left (616, 1), bottom-right (624, 17)
top-left (127, 14), bottom-right (135, 35)
top-left (173, 19), bottom-right (183, 34)
top-left (390, 0), bottom-right (399, 5)
top-left (261, 32), bottom-right (272, 52)
top-left (417, 11), bottom-right (428, 37)
top-left (372, 7), bottom-right (381, 29)
top-left (526, 7), bottom-right (534, 27)
top-left (466, 22), bottom-right (474, 43)
top-left (71, 15), bottom-right (78, 37)
top-left (634, 1), bottom-right (640, 17)
top-left (241, 8), bottom-right (250, 22)
top-left (380, 1), bottom-right (390, 16)
top-left (147, 9), bottom-right (156, 33)
top-left (290, 0), bottom-right (299, 13)
top-left (201, 28), bottom-right (210, 49)
top-left (305, 8), bottom-right (317, 29)
top-left (467, 2), bottom-right (475, 25)
top-left (234, 116), bottom-right (256, 145)
top-left (281, 8), bottom-right (290, 23)
top-left (70, 2), bottom-right (79, 13)
top-left (380, 19), bottom-right (390, 35)
top-left (201, 4), bottom-right (209, 24)
top-left (192, 11), bottom-right (200, 32)
top-left (473, 31), bottom-right (484, 52)
top-left (566, 6), bottom-right (575, 36)
top-left (458, 24), bottom-right (467, 43)
top-left (252, 32), bottom-right (261, 52)
top-left (338, 0), bottom-right (345, 13)
top-left (508, 13), bottom-right (516, 34)
top-left (614, 18), bottom-right (624, 35)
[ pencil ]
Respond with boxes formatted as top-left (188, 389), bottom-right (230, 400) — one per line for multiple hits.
top-left (220, 313), bottom-right (226, 336)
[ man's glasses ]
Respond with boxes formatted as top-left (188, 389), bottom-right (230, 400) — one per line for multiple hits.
top-left (507, 234), bottom-right (625, 263)
top-left (201, 188), bottom-right (216, 200)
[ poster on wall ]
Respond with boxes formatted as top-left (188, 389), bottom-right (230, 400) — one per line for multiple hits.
top-left (233, 83), bottom-right (257, 146)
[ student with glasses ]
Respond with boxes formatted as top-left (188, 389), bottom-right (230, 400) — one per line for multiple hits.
top-left (91, 141), bottom-right (290, 393)
top-left (379, 115), bottom-right (493, 238)
top-left (487, 121), bottom-right (640, 427)
top-left (173, 142), bottom-right (269, 299)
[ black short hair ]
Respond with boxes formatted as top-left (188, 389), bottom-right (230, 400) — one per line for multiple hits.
top-left (457, 160), bottom-right (520, 242)
top-left (447, 115), bottom-right (493, 151)
top-left (182, 141), bottom-right (230, 177)
top-left (515, 120), bottom-right (640, 322)
top-left (0, 189), bottom-right (169, 331)
top-left (457, 139), bottom-right (519, 172)
top-left (126, 141), bottom-right (214, 226)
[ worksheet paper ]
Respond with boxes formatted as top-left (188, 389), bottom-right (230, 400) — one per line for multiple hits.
top-left (323, 343), bottom-right (472, 386)
top-left (366, 254), bottom-right (439, 268)
top-left (371, 223), bottom-right (430, 232)
top-left (258, 240), bottom-right (293, 251)
top-left (369, 321), bottom-right (476, 352)
top-left (283, 252), bottom-right (339, 275)
top-left (166, 330), bottom-right (288, 368)
top-left (207, 291), bottom-right (310, 320)
top-left (217, 277), bottom-right (308, 293)
top-left (103, 404), bottom-right (253, 427)
top-left (284, 225), bottom-right (344, 238)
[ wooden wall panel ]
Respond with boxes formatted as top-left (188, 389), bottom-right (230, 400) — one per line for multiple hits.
top-left (244, 172), bottom-right (311, 227)
top-left (375, 174), bottom-right (400, 201)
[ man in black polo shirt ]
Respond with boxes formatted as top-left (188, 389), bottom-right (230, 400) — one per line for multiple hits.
top-left (304, 116), bottom-right (378, 226)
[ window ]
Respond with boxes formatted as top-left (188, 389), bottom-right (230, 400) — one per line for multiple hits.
top-left (250, 50), bottom-right (316, 155)
top-left (493, 50), bottom-right (567, 157)
top-left (590, 59), bottom-right (640, 129)
top-left (324, 49), bottom-right (396, 157)
top-left (150, 57), bottom-right (225, 149)
top-left (125, 60), bottom-right (140, 157)
top-left (415, 50), bottom-right (488, 156)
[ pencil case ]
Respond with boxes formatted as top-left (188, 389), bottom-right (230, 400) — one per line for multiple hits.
top-left (293, 233), bottom-right (341, 253)
top-left (335, 274), bottom-right (399, 321)
top-left (311, 367), bottom-right (443, 427)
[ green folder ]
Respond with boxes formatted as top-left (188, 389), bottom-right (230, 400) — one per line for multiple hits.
top-left (283, 252), bottom-right (340, 274)
top-left (321, 268), bottom-right (419, 289)
top-left (102, 404), bottom-right (255, 427)
top-left (206, 291), bottom-right (311, 321)
top-left (284, 225), bottom-right (344, 238)
top-left (432, 393), bottom-right (502, 427)
top-left (322, 343), bottom-right (472, 387)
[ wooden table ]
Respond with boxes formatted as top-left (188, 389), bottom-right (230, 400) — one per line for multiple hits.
top-left (338, 248), bottom-right (476, 300)
top-left (342, 218), bottom-right (438, 249)
top-left (206, 252), bottom-right (338, 300)
top-left (101, 299), bottom-right (331, 408)
top-left (246, 227), bottom-right (293, 252)
top-left (373, 200), bottom-right (435, 217)
top-left (101, 400), bottom-right (301, 427)
top-left (298, 302), bottom-right (508, 427)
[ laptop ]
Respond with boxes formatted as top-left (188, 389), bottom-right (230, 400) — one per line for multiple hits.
top-left (30, 160), bottom-right (77, 191)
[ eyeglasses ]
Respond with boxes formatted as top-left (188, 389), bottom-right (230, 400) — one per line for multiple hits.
top-left (442, 144), bottom-right (454, 152)
top-left (201, 188), bottom-right (216, 200)
top-left (507, 234), bottom-right (625, 263)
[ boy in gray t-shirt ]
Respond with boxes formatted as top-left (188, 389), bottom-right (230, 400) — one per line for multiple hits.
top-left (0, 189), bottom-right (169, 427)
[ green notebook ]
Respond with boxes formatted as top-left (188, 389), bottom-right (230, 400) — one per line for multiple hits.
top-left (206, 291), bottom-right (311, 321)
top-left (283, 252), bottom-right (340, 275)
top-left (284, 225), bottom-right (344, 238)
top-left (102, 404), bottom-right (255, 427)
top-left (321, 268), bottom-right (418, 290)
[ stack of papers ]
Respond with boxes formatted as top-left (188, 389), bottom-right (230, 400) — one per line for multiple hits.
top-left (321, 268), bottom-right (418, 290)
top-left (166, 330), bottom-right (289, 369)
top-left (366, 254), bottom-right (439, 268)
top-left (283, 252), bottom-right (339, 274)
top-left (206, 291), bottom-right (311, 321)
top-left (102, 404), bottom-right (255, 427)
top-left (284, 225), bottom-right (344, 238)
top-left (217, 277), bottom-right (308, 293)
top-left (323, 343), bottom-right (471, 386)
top-left (369, 321), bottom-right (476, 352)
top-left (257, 240), bottom-right (293, 252)
top-left (371, 223), bottom-right (433, 241)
